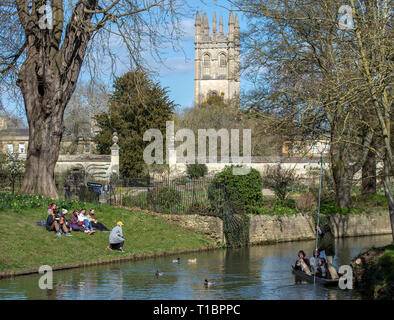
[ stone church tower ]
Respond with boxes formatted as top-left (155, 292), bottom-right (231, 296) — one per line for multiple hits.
top-left (194, 11), bottom-right (240, 107)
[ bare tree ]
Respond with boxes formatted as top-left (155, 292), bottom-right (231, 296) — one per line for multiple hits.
top-left (0, 0), bottom-right (186, 197)
top-left (62, 80), bottom-right (109, 153)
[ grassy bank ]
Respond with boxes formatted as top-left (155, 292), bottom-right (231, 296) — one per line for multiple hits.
top-left (352, 243), bottom-right (394, 300)
top-left (0, 204), bottom-right (212, 274)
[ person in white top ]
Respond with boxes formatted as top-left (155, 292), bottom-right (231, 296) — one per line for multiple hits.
top-left (78, 208), bottom-right (94, 233)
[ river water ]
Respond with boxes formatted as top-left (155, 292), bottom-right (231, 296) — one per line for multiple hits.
top-left (0, 234), bottom-right (391, 300)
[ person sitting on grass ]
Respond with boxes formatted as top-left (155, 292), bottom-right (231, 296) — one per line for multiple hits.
top-left (59, 208), bottom-right (69, 227)
top-left (294, 250), bottom-right (311, 275)
top-left (68, 210), bottom-right (85, 231)
top-left (89, 208), bottom-right (110, 232)
top-left (78, 208), bottom-right (94, 234)
top-left (107, 221), bottom-right (125, 252)
top-left (47, 203), bottom-right (56, 216)
top-left (46, 207), bottom-right (72, 237)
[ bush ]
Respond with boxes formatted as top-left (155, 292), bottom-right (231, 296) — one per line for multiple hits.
top-left (320, 199), bottom-right (356, 214)
top-left (351, 193), bottom-right (388, 208)
top-left (173, 176), bottom-right (188, 185)
top-left (208, 165), bottom-right (263, 210)
top-left (250, 201), bottom-right (298, 216)
top-left (147, 186), bottom-right (181, 210)
top-left (294, 192), bottom-right (317, 212)
top-left (186, 163), bottom-right (208, 179)
top-left (262, 164), bottom-right (297, 200)
top-left (186, 201), bottom-right (221, 216)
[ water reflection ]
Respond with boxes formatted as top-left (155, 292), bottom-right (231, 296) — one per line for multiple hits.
top-left (0, 235), bottom-right (391, 300)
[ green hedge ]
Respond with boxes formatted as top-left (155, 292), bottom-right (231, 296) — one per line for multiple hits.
top-left (186, 163), bottom-right (208, 179)
top-left (208, 165), bottom-right (263, 211)
top-left (147, 186), bottom-right (182, 210)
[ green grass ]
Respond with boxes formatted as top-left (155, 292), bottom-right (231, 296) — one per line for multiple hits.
top-left (0, 205), bottom-right (211, 273)
top-left (374, 243), bottom-right (394, 298)
top-left (351, 193), bottom-right (388, 209)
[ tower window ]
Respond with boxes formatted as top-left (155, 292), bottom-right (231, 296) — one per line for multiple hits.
top-left (219, 53), bottom-right (227, 67)
top-left (203, 54), bottom-right (210, 76)
top-left (219, 53), bottom-right (227, 77)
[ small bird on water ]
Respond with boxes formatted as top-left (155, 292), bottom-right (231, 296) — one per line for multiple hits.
top-left (155, 270), bottom-right (164, 277)
top-left (188, 258), bottom-right (197, 264)
top-left (172, 257), bottom-right (180, 263)
top-left (204, 279), bottom-right (214, 287)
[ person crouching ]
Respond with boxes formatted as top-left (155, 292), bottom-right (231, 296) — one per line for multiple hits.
top-left (108, 221), bottom-right (125, 252)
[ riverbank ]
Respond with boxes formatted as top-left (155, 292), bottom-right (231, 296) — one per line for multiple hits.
top-left (0, 206), bottom-right (212, 279)
top-left (351, 243), bottom-right (394, 300)
top-left (126, 206), bottom-right (392, 245)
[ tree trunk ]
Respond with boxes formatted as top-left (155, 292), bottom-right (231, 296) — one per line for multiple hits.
top-left (382, 157), bottom-right (394, 242)
top-left (330, 144), bottom-right (353, 209)
top-left (16, 2), bottom-right (94, 198)
top-left (17, 67), bottom-right (64, 198)
top-left (361, 149), bottom-right (376, 195)
top-left (333, 173), bottom-right (352, 208)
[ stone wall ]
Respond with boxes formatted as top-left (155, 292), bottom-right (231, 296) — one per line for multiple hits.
top-left (168, 157), bottom-right (329, 181)
top-left (154, 210), bottom-right (392, 246)
top-left (157, 213), bottom-right (225, 244)
top-left (329, 211), bottom-right (391, 238)
top-left (249, 210), bottom-right (392, 245)
top-left (249, 213), bottom-right (316, 244)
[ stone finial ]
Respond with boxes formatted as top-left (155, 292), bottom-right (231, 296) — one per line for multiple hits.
top-left (203, 12), bottom-right (209, 35)
top-left (112, 132), bottom-right (119, 145)
top-left (212, 11), bottom-right (217, 34)
top-left (195, 11), bottom-right (201, 26)
top-left (228, 11), bottom-right (234, 41)
top-left (229, 11), bottom-right (234, 25)
top-left (235, 14), bottom-right (240, 44)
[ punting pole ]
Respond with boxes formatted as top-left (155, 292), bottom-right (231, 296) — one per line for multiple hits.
top-left (314, 155), bottom-right (323, 285)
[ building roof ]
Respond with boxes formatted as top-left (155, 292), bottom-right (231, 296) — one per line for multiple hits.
top-left (0, 128), bottom-right (29, 137)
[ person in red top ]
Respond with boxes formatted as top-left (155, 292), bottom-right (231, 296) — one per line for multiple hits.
top-left (295, 250), bottom-right (312, 275)
top-left (47, 203), bottom-right (56, 216)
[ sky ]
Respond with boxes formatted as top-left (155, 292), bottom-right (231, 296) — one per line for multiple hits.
top-left (1, 0), bottom-right (253, 119)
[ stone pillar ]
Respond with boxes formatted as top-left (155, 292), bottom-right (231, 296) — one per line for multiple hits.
top-left (110, 132), bottom-right (120, 176)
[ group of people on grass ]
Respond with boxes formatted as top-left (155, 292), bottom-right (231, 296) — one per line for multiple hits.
top-left (45, 203), bottom-right (125, 252)
top-left (294, 224), bottom-right (339, 280)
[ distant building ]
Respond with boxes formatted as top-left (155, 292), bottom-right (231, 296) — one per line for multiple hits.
top-left (0, 115), bottom-right (98, 157)
top-left (0, 115), bottom-right (29, 156)
top-left (282, 140), bottom-right (330, 157)
top-left (194, 11), bottom-right (240, 107)
top-left (0, 115), bottom-right (119, 181)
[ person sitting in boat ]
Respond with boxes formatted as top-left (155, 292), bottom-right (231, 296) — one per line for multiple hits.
top-left (317, 224), bottom-right (339, 280)
top-left (316, 258), bottom-right (328, 279)
top-left (294, 250), bottom-right (312, 275)
top-left (309, 249), bottom-right (320, 274)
